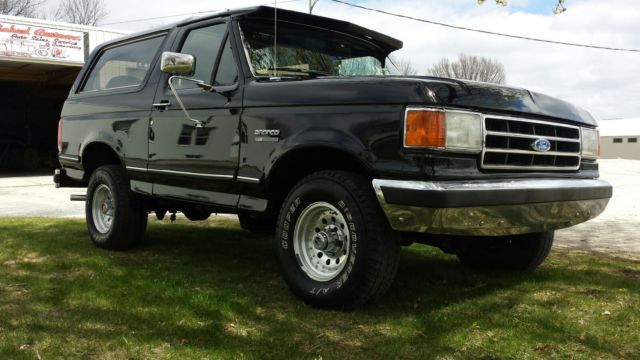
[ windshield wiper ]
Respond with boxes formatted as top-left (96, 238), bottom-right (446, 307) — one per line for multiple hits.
top-left (266, 67), bottom-right (332, 78)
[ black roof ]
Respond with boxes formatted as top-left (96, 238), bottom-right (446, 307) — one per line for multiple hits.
top-left (104, 6), bottom-right (403, 55)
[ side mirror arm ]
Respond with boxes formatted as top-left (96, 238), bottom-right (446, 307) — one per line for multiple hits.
top-left (198, 82), bottom-right (239, 103)
top-left (210, 83), bottom-right (239, 95)
top-left (167, 75), bottom-right (209, 128)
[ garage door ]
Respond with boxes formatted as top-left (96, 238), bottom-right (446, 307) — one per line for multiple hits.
top-left (0, 58), bottom-right (80, 173)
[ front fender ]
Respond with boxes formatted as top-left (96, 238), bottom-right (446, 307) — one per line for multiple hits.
top-left (265, 127), bottom-right (370, 178)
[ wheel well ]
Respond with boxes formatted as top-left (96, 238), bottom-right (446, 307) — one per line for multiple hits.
top-left (265, 147), bottom-right (372, 216)
top-left (82, 142), bottom-right (122, 181)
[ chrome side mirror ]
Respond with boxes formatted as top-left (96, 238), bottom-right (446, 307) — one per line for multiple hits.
top-left (160, 52), bottom-right (206, 127)
top-left (161, 52), bottom-right (196, 76)
top-left (159, 52), bottom-right (237, 128)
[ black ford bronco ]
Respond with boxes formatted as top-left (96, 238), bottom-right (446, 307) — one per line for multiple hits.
top-left (55, 6), bottom-right (612, 308)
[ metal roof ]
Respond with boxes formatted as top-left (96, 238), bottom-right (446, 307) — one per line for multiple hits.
top-left (598, 118), bottom-right (640, 137)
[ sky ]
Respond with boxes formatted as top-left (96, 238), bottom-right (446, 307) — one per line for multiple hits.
top-left (44, 0), bottom-right (640, 120)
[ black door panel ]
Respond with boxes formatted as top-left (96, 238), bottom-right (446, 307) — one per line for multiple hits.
top-left (147, 20), bottom-right (242, 206)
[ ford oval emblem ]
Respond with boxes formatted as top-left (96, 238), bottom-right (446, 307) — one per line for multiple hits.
top-left (532, 138), bottom-right (552, 152)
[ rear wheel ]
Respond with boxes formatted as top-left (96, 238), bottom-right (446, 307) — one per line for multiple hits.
top-left (456, 231), bottom-right (554, 271)
top-left (276, 170), bottom-right (400, 308)
top-left (86, 165), bottom-right (147, 250)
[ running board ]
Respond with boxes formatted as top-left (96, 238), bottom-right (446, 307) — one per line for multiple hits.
top-left (70, 194), bottom-right (87, 202)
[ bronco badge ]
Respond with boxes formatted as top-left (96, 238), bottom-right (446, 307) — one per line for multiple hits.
top-left (254, 129), bottom-right (280, 142)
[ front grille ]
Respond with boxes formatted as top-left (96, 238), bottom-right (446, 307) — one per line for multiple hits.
top-left (481, 115), bottom-right (581, 171)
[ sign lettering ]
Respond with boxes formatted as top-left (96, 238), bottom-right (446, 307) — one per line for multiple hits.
top-left (0, 21), bottom-right (85, 63)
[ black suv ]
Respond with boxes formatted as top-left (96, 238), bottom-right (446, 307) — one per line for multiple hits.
top-left (55, 6), bottom-right (612, 308)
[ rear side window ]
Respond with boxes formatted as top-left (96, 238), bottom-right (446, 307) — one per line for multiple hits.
top-left (81, 35), bottom-right (165, 93)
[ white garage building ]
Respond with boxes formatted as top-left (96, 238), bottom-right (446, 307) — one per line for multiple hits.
top-left (0, 14), bottom-right (125, 173)
top-left (599, 118), bottom-right (640, 160)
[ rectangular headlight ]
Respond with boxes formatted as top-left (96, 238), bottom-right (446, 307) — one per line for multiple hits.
top-left (404, 108), bottom-right (482, 152)
top-left (581, 127), bottom-right (600, 159)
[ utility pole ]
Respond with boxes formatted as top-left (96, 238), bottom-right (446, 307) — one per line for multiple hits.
top-left (309, 0), bottom-right (319, 13)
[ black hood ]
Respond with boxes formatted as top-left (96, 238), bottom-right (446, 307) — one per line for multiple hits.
top-left (408, 76), bottom-right (597, 127)
top-left (244, 76), bottom-right (597, 127)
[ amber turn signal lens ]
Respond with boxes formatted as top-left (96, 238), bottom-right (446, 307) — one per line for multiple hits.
top-left (405, 110), bottom-right (446, 147)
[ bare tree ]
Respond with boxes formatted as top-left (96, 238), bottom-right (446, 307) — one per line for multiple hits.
top-left (390, 55), bottom-right (418, 76)
top-left (0, 0), bottom-right (44, 17)
top-left (477, 0), bottom-right (567, 14)
top-left (427, 54), bottom-right (506, 84)
top-left (55, 0), bottom-right (108, 26)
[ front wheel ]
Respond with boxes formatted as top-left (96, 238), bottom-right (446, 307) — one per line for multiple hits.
top-left (276, 170), bottom-right (400, 309)
top-left (456, 231), bottom-right (555, 271)
top-left (86, 165), bottom-right (147, 250)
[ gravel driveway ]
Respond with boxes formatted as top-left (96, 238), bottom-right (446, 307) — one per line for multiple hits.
top-left (0, 160), bottom-right (638, 259)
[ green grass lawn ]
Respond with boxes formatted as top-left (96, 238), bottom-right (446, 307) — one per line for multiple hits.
top-left (1, 217), bottom-right (639, 359)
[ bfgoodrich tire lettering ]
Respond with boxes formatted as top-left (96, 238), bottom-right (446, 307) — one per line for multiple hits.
top-left (276, 170), bottom-right (400, 308)
top-left (86, 165), bottom-right (147, 250)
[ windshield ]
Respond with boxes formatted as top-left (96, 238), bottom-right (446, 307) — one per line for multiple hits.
top-left (239, 19), bottom-right (400, 78)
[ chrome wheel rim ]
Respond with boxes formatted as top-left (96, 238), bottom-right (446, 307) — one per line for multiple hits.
top-left (293, 202), bottom-right (350, 282)
top-left (92, 184), bottom-right (114, 234)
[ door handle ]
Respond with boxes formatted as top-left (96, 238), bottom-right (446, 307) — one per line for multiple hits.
top-left (152, 101), bottom-right (171, 111)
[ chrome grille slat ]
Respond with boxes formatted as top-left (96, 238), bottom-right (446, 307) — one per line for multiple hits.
top-left (486, 148), bottom-right (580, 157)
top-left (485, 131), bottom-right (581, 143)
top-left (482, 115), bottom-right (582, 171)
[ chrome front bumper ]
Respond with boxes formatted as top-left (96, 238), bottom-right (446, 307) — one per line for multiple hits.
top-left (372, 178), bottom-right (612, 236)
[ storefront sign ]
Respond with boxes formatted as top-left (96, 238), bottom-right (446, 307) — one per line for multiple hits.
top-left (0, 21), bottom-right (85, 63)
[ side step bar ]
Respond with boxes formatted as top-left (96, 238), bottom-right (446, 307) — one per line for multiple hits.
top-left (70, 194), bottom-right (87, 202)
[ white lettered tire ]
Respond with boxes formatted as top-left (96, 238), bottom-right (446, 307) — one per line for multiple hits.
top-left (276, 170), bottom-right (400, 308)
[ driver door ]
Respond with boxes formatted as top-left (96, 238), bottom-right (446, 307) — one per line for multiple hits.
top-left (148, 20), bottom-right (242, 207)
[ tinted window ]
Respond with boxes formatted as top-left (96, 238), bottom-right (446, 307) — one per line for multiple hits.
top-left (629, 138), bottom-right (638, 143)
top-left (82, 36), bottom-right (165, 92)
top-left (613, 138), bottom-right (623, 143)
top-left (215, 38), bottom-right (238, 85)
top-left (175, 23), bottom-right (226, 89)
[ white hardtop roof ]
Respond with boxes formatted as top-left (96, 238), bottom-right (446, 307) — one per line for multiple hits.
top-left (598, 118), bottom-right (640, 137)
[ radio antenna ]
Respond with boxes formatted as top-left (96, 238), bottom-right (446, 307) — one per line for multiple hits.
top-left (310, 0), bottom-right (319, 14)
top-left (273, 0), bottom-right (278, 77)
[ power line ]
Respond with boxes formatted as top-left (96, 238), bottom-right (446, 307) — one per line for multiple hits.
top-left (100, 11), bottom-right (221, 26)
top-left (100, 0), bottom-right (303, 26)
top-left (329, 0), bottom-right (640, 53)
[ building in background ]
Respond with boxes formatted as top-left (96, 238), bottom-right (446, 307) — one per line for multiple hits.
top-left (599, 118), bottom-right (640, 160)
top-left (0, 14), bottom-right (126, 173)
